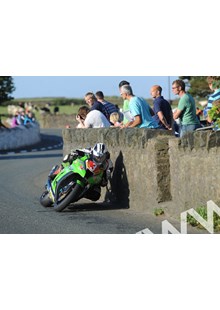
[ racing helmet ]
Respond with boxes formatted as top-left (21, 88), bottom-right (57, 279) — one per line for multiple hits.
top-left (92, 143), bottom-right (108, 165)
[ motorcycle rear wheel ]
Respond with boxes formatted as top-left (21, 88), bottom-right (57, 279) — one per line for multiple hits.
top-left (40, 190), bottom-right (53, 208)
top-left (53, 184), bottom-right (83, 212)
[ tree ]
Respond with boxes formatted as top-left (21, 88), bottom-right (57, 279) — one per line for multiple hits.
top-left (0, 76), bottom-right (15, 105)
top-left (179, 76), bottom-right (212, 98)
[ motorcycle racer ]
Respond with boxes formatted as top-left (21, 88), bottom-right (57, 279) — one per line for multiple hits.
top-left (48, 143), bottom-right (113, 202)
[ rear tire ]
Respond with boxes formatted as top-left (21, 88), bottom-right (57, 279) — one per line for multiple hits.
top-left (53, 184), bottom-right (83, 212)
top-left (40, 191), bottom-right (53, 208)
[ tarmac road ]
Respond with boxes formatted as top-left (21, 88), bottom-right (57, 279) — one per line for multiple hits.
top-left (0, 129), bottom-right (204, 234)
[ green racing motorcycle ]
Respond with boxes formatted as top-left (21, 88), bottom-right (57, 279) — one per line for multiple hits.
top-left (40, 154), bottom-right (110, 212)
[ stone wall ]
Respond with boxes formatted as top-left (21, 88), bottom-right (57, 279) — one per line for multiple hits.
top-left (169, 130), bottom-right (220, 214)
top-left (0, 123), bottom-right (41, 151)
top-left (62, 128), bottom-right (220, 216)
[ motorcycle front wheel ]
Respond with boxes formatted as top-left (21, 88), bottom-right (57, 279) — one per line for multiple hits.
top-left (53, 183), bottom-right (83, 212)
top-left (40, 190), bottom-right (53, 208)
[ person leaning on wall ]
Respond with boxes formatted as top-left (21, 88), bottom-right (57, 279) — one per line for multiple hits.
top-left (119, 85), bottom-right (159, 129)
top-left (172, 79), bottom-right (201, 137)
top-left (150, 85), bottom-right (173, 131)
top-left (76, 105), bottom-right (111, 128)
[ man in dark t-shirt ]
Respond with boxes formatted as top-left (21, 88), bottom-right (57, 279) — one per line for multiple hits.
top-left (150, 85), bottom-right (173, 130)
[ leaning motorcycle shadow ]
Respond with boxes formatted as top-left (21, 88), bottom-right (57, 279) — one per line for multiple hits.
top-left (106, 150), bottom-right (130, 208)
top-left (66, 151), bottom-right (130, 213)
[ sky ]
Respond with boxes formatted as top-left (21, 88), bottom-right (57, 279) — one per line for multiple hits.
top-left (12, 76), bottom-right (179, 100)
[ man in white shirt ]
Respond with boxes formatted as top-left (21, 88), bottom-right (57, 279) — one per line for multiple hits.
top-left (76, 106), bottom-right (111, 128)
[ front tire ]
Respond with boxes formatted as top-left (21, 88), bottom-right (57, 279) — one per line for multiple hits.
top-left (53, 184), bottom-right (83, 212)
top-left (40, 191), bottom-right (53, 208)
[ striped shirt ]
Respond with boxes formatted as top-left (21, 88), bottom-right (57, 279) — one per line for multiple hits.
top-left (207, 89), bottom-right (220, 109)
top-left (101, 100), bottom-right (118, 121)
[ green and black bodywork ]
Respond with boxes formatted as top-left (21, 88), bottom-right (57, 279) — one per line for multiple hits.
top-left (40, 154), bottom-right (105, 212)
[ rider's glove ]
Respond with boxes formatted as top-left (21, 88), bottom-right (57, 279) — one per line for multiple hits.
top-left (63, 152), bottom-right (78, 164)
top-left (63, 154), bottom-right (70, 163)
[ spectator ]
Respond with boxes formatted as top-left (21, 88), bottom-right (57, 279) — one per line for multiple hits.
top-left (25, 102), bottom-right (33, 113)
top-left (150, 85), bottom-right (173, 130)
top-left (172, 79), bottom-right (201, 137)
top-left (17, 108), bottom-right (25, 125)
top-left (115, 104), bottom-right (124, 122)
top-left (110, 112), bottom-right (121, 127)
top-left (95, 91), bottom-right (118, 122)
top-left (203, 76), bottom-right (220, 121)
top-left (23, 111), bottom-right (35, 125)
top-left (118, 80), bottom-right (130, 124)
top-left (84, 92), bottom-right (108, 119)
top-left (76, 106), bottom-right (111, 128)
top-left (18, 102), bottom-right (25, 109)
top-left (11, 109), bottom-right (20, 127)
top-left (119, 85), bottom-right (159, 129)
